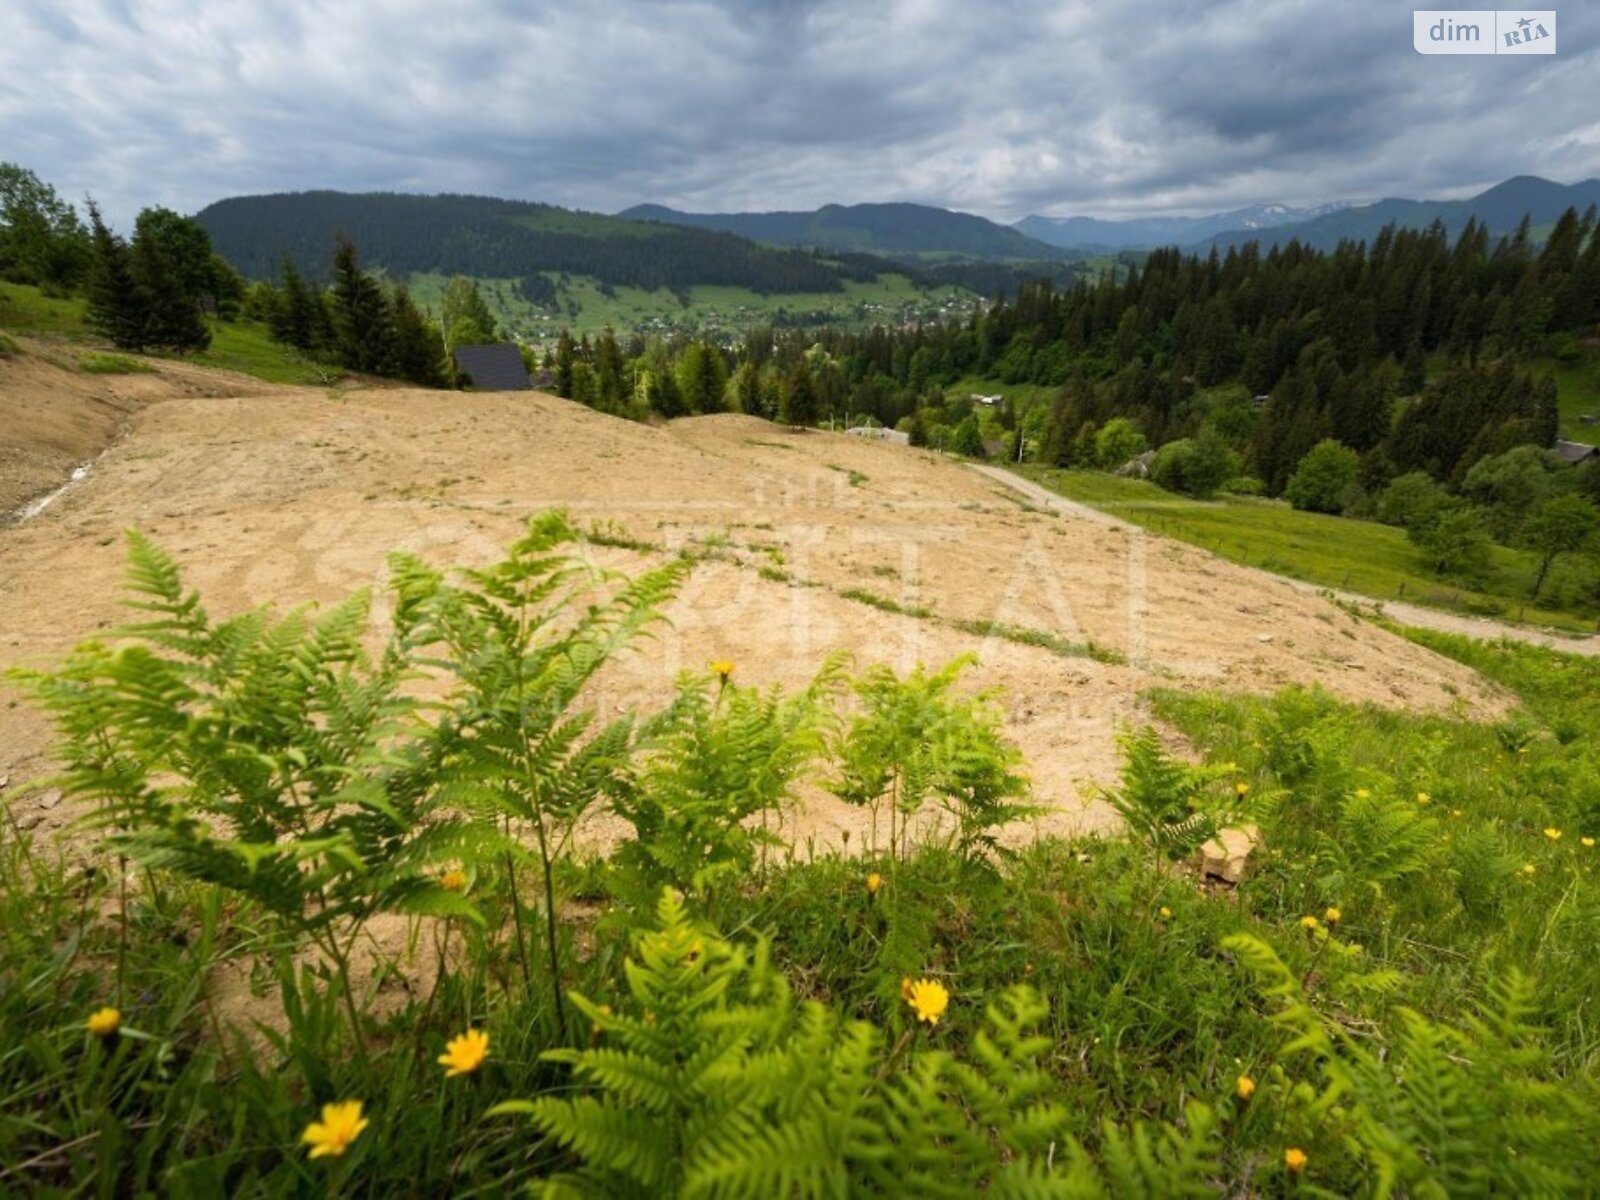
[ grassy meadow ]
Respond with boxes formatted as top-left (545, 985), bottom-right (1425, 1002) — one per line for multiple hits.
top-left (2, 514), bottom-right (1598, 1195)
top-left (1017, 464), bottom-right (1600, 634)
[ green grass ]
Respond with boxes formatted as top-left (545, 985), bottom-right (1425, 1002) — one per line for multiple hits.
top-left (1017, 465), bottom-right (1600, 633)
top-left (187, 320), bottom-right (333, 386)
top-left (78, 352), bottom-right (154, 375)
top-left (0, 282), bottom-right (330, 387)
top-left (0, 281), bottom-right (90, 337)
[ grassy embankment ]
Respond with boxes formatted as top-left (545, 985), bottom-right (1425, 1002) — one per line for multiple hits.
top-left (1015, 464), bottom-right (1599, 633)
top-left (0, 281), bottom-right (332, 386)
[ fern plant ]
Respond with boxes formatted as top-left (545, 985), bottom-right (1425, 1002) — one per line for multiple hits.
top-left (1106, 726), bottom-right (1237, 863)
top-left (1227, 932), bottom-right (1595, 1197)
top-left (498, 890), bottom-right (1223, 1198)
top-left (609, 659), bottom-right (841, 907)
top-left (829, 657), bottom-right (1033, 862)
top-left (11, 531), bottom-right (493, 1039)
top-left (389, 511), bottom-right (687, 1028)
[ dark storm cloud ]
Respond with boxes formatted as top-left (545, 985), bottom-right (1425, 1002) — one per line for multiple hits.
top-left (2, 0), bottom-right (1597, 228)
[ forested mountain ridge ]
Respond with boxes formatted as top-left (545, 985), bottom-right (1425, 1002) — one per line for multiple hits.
top-left (195, 191), bottom-right (881, 296)
top-left (618, 201), bottom-right (1067, 262)
top-left (1016, 202), bottom-right (1346, 251)
top-left (1202, 176), bottom-right (1600, 253)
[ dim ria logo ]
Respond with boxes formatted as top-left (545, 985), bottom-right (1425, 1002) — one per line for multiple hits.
top-left (1414, 10), bottom-right (1555, 54)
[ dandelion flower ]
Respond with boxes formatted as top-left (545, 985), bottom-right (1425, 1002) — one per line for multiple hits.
top-left (439, 868), bottom-right (468, 892)
top-left (438, 1028), bottom-right (489, 1078)
top-left (1236, 1074), bottom-right (1256, 1101)
top-left (1451, 809), bottom-right (1463, 819)
top-left (905, 978), bottom-right (950, 1026)
top-left (1300, 915), bottom-right (1320, 932)
top-left (86, 1007), bottom-right (121, 1038)
top-left (1235, 781), bottom-right (1250, 797)
top-left (1521, 863), bottom-right (1537, 876)
top-left (1544, 827), bottom-right (1562, 841)
top-left (302, 1101), bottom-right (369, 1159)
top-left (1158, 905), bottom-right (1173, 920)
top-left (1416, 791), bottom-right (1430, 805)
top-left (866, 872), bottom-right (883, 896)
top-left (1582, 836), bottom-right (1595, 849)
top-left (1284, 1147), bottom-right (1308, 1174)
top-left (709, 660), bottom-right (735, 681)
top-left (1323, 906), bottom-right (1342, 926)
top-left (1355, 788), bottom-right (1370, 799)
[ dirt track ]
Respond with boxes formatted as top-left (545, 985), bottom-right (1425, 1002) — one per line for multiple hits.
top-left (0, 357), bottom-right (1510, 848)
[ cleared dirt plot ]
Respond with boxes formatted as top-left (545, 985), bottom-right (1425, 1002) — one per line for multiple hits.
top-left (0, 362), bottom-right (1506, 848)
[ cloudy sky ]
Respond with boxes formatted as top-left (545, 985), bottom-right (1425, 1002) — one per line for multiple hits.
top-left (3, 0), bottom-right (1599, 227)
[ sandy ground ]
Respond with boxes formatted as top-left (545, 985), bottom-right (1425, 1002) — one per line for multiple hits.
top-left (0, 362), bottom-right (1511, 857)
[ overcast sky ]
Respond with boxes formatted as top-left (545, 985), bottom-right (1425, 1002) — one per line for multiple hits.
top-left (4, 0), bottom-right (1599, 228)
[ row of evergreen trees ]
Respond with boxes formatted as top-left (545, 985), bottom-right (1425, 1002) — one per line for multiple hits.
top-left (246, 239), bottom-right (450, 387)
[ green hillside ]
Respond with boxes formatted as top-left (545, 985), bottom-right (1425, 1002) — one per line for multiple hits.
top-left (618, 201), bottom-right (1066, 262)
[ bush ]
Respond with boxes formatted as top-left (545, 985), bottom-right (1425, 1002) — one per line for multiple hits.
top-left (1284, 438), bottom-right (1360, 513)
top-left (1094, 416), bottom-right (1147, 469)
top-left (1408, 502), bottom-right (1495, 578)
top-left (1150, 431), bottom-right (1238, 498)
top-left (1377, 470), bottom-right (1451, 529)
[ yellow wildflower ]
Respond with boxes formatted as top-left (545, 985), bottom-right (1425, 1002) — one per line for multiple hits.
top-left (1451, 809), bottom-right (1463, 819)
top-left (1236, 1074), bottom-right (1256, 1101)
top-left (438, 1028), bottom-right (489, 1078)
top-left (1323, 906), bottom-right (1342, 926)
top-left (1300, 915), bottom-right (1320, 932)
top-left (1415, 791), bottom-right (1430, 805)
top-left (302, 1100), bottom-right (369, 1159)
top-left (866, 872), bottom-right (883, 896)
top-left (86, 1007), bottom-right (121, 1038)
top-left (1158, 906), bottom-right (1173, 920)
top-left (1284, 1147), bottom-right (1308, 1174)
top-left (1544, 827), bottom-right (1562, 841)
top-left (709, 660), bottom-right (735, 681)
top-left (1235, 781), bottom-right (1250, 797)
top-left (1521, 863), bottom-right (1537, 876)
top-left (905, 978), bottom-right (950, 1026)
top-left (1582, 836), bottom-right (1595, 848)
top-left (1355, 788), bottom-right (1370, 799)
top-left (439, 868), bottom-right (468, 892)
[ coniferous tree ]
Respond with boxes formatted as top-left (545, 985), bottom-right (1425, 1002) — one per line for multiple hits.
top-left (84, 201), bottom-right (147, 351)
top-left (780, 358), bottom-right (818, 426)
top-left (390, 284), bottom-right (446, 387)
top-left (132, 233), bottom-right (211, 353)
top-left (554, 331), bottom-right (576, 398)
top-left (329, 235), bottom-right (395, 375)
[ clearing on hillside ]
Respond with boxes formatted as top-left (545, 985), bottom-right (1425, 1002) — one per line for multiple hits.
top-left (0, 362), bottom-right (1507, 847)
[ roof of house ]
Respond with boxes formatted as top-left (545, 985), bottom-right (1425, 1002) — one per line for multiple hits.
top-left (1553, 439), bottom-right (1599, 465)
top-left (452, 344), bottom-right (531, 391)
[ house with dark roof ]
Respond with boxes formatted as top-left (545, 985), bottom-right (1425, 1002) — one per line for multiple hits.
top-left (452, 344), bottom-right (531, 391)
top-left (1553, 439), bottom-right (1599, 466)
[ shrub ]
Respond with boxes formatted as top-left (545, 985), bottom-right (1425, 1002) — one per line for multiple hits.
top-left (1408, 503), bottom-right (1495, 579)
top-left (1150, 430), bottom-right (1238, 498)
top-left (1284, 438), bottom-right (1360, 513)
top-left (1094, 416), bottom-right (1147, 469)
top-left (1376, 470), bottom-right (1451, 529)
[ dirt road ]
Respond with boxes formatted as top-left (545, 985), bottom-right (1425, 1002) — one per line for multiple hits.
top-left (971, 464), bottom-right (1600, 659)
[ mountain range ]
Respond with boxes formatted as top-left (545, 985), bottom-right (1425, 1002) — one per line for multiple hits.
top-left (620, 201), bottom-right (1065, 262)
top-left (1015, 202), bottom-right (1347, 251)
top-left (627, 176), bottom-right (1600, 261)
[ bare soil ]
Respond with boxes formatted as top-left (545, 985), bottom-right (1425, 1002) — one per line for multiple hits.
top-left (0, 369), bottom-right (1509, 853)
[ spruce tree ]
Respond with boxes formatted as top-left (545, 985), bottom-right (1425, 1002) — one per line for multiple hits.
top-left (390, 284), bottom-right (446, 387)
top-left (132, 233), bottom-right (210, 353)
top-left (329, 236), bottom-right (394, 375)
top-left (84, 201), bottom-right (147, 351)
